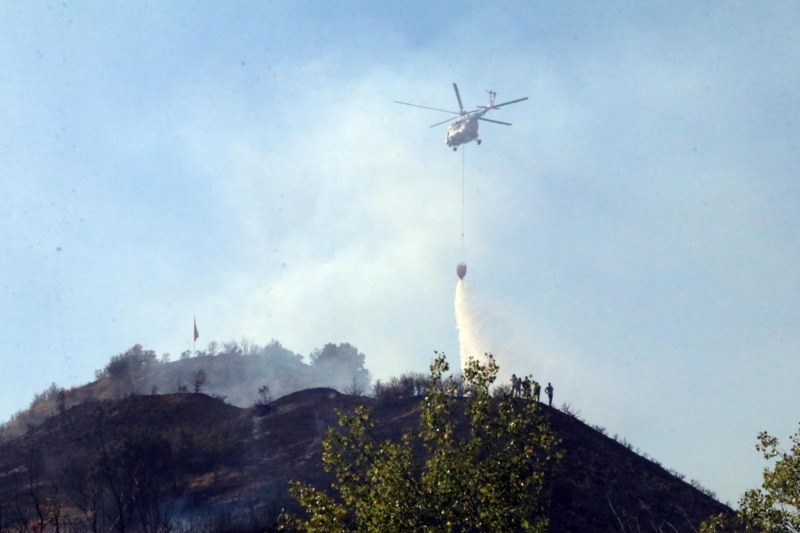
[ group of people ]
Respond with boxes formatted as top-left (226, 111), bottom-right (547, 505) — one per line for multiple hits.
top-left (510, 374), bottom-right (553, 407)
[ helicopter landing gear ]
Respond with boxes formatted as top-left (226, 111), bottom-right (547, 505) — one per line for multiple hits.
top-left (477, 139), bottom-right (482, 145)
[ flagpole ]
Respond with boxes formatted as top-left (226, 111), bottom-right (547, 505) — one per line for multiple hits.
top-left (193, 315), bottom-right (197, 357)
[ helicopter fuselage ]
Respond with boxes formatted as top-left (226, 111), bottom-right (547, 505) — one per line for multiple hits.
top-left (446, 115), bottom-right (480, 148)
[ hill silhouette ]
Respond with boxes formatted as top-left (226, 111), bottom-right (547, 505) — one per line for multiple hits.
top-left (0, 388), bottom-right (730, 532)
top-left (1, 341), bottom-right (370, 438)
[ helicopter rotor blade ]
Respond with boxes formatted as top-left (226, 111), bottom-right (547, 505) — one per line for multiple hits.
top-left (491, 96), bottom-right (529, 109)
top-left (429, 116), bottom-right (460, 128)
top-left (452, 83), bottom-right (465, 114)
top-left (479, 117), bottom-right (512, 126)
top-left (394, 101), bottom-right (460, 115)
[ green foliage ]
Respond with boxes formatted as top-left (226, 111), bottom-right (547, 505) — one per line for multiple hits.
top-left (738, 425), bottom-right (800, 532)
top-left (289, 353), bottom-right (562, 532)
top-left (702, 423), bottom-right (800, 533)
top-left (700, 513), bottom-right (734, 533)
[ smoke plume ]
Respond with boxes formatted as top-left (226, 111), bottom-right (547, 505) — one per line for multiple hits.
top-left (454, 279), bottom-right (491, 372)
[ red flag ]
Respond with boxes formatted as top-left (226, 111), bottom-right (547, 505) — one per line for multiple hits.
top-left (193, 317), bottom-right (199, 341)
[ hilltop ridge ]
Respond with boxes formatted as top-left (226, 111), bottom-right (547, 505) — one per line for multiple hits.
top-left (1, 341), bottom-right (370, 437)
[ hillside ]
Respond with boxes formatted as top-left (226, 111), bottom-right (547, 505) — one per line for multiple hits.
top-left (0, 389), bottom-right (730, 532)
top-left (1, 341), bottom-right (370, 438)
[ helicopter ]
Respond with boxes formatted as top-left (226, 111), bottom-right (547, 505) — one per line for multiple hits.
top-left (395, 83), bottom-right (528, 151)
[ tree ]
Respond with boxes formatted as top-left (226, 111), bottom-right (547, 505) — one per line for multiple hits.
top-left (91, 425), bottom-right (177, 533)
top-left (19, 448), bottom-right (62, 532)
top-left (175, 378), bottom-right (188, 394)
top-left (290, 353), bottom-right (561, 532)
top-left (343, 376), bottom-right (368, 396)
top-left (254, 385), bottom-right (272, 415)
top-left (207, 341), bottom-right (219, 356)
top-left (309, 343), bottom-right (365, 370)
top-left (309, 342), bottom-right (372, 394)
top-left (56, 387), bottom-right (67, 415)
top-left (220, 340), bottom-right (243, 357)
top-left (191, 368), bottom-right (208, 394)
top-left (702, 423), bottom-right (800, 533)
top-left (100, 344), bottom-right (157, 380)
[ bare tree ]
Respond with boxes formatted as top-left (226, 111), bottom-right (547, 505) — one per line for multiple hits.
top-left (240, 338), bottom-right (253, 356)
top-left (254, 385), bottom-right (272, 415)
top-left (191, 368), bottom-right (208, 394)
top-left (175, 379), bottom-right (188, 394)
top-left (206, 341), bottom-right (219, 356)
top-left (17, 447), bottom-right (62, 533)
top-left (56, 387), bottom-right (67, 415)
top-left (343, 376), bottom-right (367, 396)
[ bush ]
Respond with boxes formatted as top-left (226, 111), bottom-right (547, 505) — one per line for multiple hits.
top-left (373, 372), bottom-right (429, 405)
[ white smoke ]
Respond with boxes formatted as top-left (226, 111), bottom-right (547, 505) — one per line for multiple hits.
top-left (454, 279), bottom-right (492, 372)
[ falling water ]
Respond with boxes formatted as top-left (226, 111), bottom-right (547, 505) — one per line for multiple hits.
top-left (454, 279), bottom-right (490, 372)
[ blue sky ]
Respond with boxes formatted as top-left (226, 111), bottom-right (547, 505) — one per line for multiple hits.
top-left (2, 1), bottom-right (799, 505)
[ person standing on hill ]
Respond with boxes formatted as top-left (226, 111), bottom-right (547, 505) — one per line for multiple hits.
top-left (533, 381), bottom-right (541, 402)
top-left (545, 382), bottom-right (553, 407)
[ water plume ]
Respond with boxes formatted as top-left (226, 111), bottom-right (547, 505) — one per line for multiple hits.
top-left (455, 279), bottom-right (491, 372)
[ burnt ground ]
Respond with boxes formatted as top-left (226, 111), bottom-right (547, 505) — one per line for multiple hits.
top-left (0, 389), bottom-right (730, 532)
